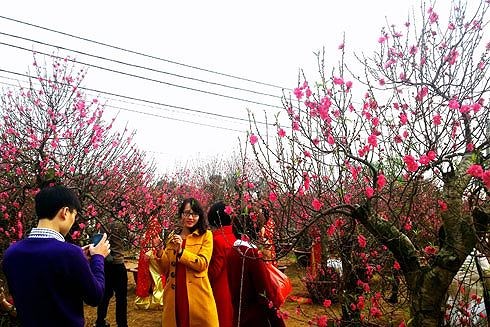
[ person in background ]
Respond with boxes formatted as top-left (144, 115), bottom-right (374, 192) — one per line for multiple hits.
top-left (0, 279), bottom-right (16, 320)
top-left (156, 197), bottom-right (218, 327)
top-left (95, 219), bottom-right (128, 327)
top-left (2, 185), bottom-right (111, 327)
top-left (134, 218), bottom-right (165, 310)
top-left (227, 213), bottom-right (286, 327)
top-left (258, 207), bottom-right (278, 266)
top-left (207, 201), bottom-right (237, 327)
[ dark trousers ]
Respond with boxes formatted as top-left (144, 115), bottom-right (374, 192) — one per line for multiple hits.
top-left (96, 262), bottom-right (128, 327)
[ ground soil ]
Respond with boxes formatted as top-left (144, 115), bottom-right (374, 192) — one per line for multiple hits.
top-left (84, 257), bottom-right (325, 327)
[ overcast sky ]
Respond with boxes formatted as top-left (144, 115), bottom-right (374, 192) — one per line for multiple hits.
top-left (0, 0), bottom-right (420, 175)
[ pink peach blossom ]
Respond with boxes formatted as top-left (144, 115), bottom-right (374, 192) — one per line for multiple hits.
top-left (305, 87), bottom-right (312, 98)
top-left (438, 199), bottom-right (448, 211)
top-left (429, 10), bottom-right (439, 23)
top-left (368, 134), bottom-right (377, 147)
top-left (377, 174), bottom-right (386, 189)
top-left (482, 171), bottom-right (490, 188)
top-left (418, 155), bottom-right (430, 165)
top-left (224, 206), bottom-right (234, 215)
top-left (249, 134), bottom-right (258, 145)
top-left (312, 198), bottom-right (323, 211)
top-left (365, 186), bottom-right (374, 198)
top-left (399, 113), bottom-right (408, 125)
top-left (358, 235), bottom-right (367, 248)
top-left (433, 114), bottom-right (442, 125)
top-left (415, 86), bottom-right (428, 101)
top-left (467, 164), bottom-right (484, 178)
top-left (403, 155), bottom-right (419, 172)
top-left (423, 245), bottom-right (438, 255)
top-left (333, 77), bottom-right (344, 85)
top-left (293, 87), bottom-right (303, 100)
top-left (409, 45), bottom-right (418, 55)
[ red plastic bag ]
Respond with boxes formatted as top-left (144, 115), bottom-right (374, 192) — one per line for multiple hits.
top-left (265, 263), bottom-right (292, 306)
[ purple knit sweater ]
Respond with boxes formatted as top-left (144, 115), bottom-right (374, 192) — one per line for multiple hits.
top-left (2, 238), bottom-right (105, 327)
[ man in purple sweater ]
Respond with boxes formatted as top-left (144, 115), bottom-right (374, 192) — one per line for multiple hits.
top-left (2, 185), bottom-right (111, 327)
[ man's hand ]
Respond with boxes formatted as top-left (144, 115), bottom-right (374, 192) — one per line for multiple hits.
top-left (89, 233), bottom-right (111, 258)
top-left (81, 244), bottom-right (91, 260)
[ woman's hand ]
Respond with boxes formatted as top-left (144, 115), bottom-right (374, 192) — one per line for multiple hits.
top-left (151, 236), bottom-right (162, 249)
top-left (169, 234), bottom-right (183, 254)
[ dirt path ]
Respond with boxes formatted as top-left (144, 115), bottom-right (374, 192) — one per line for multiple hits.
top-left (84, 260), bottom-right (322, 327)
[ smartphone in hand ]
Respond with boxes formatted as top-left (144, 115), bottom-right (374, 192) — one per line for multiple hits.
top-left (163, 229), bottom-right (175, 247)
top-left (91, 233), bottom-right (104, 246)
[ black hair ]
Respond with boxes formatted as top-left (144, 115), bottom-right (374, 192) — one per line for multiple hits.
top-left (232, 213), bottom-right (261, 241)
top-left (35, 185), bottom-right (82, 220)
top-left (178, 198), bottom-right (208, 235)
top-left (261, 207), bottom-right (270, 222)
top-left (207, 201), bottom-right (232, 228)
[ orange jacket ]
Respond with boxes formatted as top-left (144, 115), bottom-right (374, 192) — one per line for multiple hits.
top-left (158, 229), bottom-right (218, 327)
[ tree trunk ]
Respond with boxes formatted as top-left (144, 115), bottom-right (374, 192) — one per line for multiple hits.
top-left (409, 267), bottom-right (455, 326)
top-left (474, 206), bottom-right (490, 326)
top-left (474, 252), bottom-right (490, 326)
top-left (339, 219), bottom-right (362, 325)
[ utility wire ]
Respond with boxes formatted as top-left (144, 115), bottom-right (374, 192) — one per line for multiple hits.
top-left (106, 104), bottom-right (246, 132)
top-left (0, 15), bottom-right (291, 91)
top-left (0, 70), bottom-right (276, 128)
top-left (0, 78), bottom-right (247, 132)
top-left (0, 31), bottom-right (283, 100)
top-left (0, 41), bottom-right (284, 109)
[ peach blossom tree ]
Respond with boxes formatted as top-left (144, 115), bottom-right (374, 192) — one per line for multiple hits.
top-left (0, 54), bottom-right (168, 252)
top-left (248, 1), bottom-right (490, 326)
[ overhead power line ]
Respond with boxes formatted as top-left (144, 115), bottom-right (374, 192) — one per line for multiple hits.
top-left (0, 70), bottom-right (275, 129)
top-left (0, 41), bottom-right (284, 109)
top-left (0, 79), bottom-right (247, 132)
top-left (0, 15), bottom-right (291, 91)
top-left (0, 31), bottom-right (283, 100)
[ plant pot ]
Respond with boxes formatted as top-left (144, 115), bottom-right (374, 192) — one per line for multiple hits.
top-left (293, 248), bottom-right (311, 267)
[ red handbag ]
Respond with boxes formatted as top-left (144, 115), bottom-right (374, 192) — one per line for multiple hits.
top-left (265, 263), bottom-right (292, 306)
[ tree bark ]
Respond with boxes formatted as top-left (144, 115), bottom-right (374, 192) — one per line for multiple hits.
top-left (352, 157), bottom-right (482, 326)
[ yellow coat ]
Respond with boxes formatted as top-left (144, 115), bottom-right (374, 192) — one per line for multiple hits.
top-left (158, 229), bottom-right (219, 327)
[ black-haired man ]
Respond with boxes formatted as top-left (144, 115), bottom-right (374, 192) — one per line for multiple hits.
top-left (2, 185), bottom-right (111, 327)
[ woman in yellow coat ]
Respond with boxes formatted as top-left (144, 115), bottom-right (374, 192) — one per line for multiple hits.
top-left (157, 198), bottom-right (219, 327)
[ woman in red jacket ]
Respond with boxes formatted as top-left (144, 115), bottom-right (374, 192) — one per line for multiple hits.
top-left (208, 201), bottom-right (237, 327)
top-left (227, 214), bottom-right (285, 327)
